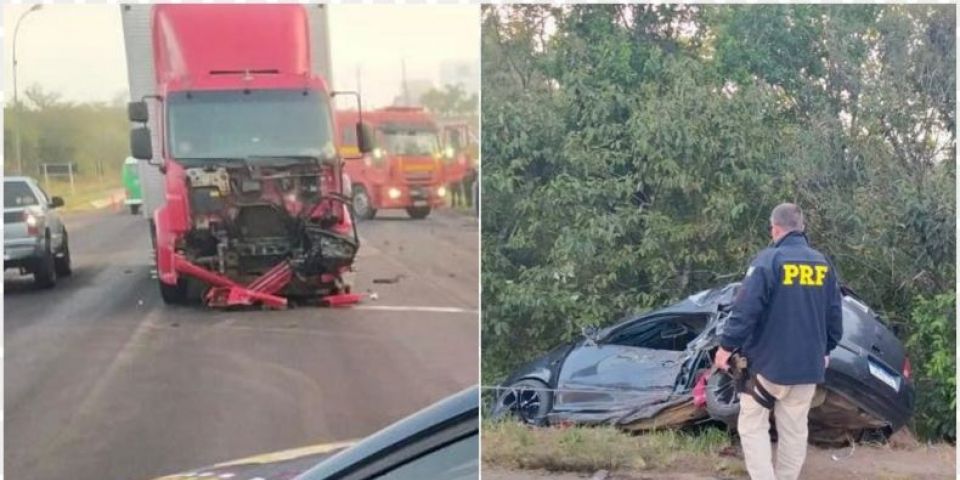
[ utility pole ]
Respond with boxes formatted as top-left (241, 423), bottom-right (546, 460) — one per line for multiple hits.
top-left (12, 4), bottom-right (43, 175)
top-left (401, 58), bottom-right (410, 106)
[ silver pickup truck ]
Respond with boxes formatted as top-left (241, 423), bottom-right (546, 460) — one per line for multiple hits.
top-left (4, 177), bottom-right (71, 288)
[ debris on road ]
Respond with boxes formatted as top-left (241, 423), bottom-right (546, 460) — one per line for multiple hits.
top-left (373, 274), bottom-right (406, 284)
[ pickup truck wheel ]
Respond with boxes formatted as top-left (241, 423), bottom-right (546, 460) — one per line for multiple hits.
top-left (352, 186), bottom-right (376, 220)
top-left (406, 206), bottom-right (431, 219)
top-left (33, 239), bottom-right (57, 289)
top-left (159, 277), bottom-right (188, 305)
top-left (54, 230), bottom-right (72, 276)
top-left (490, 379), bottom-right (552, 425)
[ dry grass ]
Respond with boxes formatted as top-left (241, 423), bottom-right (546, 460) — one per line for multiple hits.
top-left (483, 420), bottom-right (745, 477)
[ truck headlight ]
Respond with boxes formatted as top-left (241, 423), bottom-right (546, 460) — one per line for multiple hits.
top-left (387, 187), bottom-right (402, 200)
top-left (436, 186), bottom-right (447, 198)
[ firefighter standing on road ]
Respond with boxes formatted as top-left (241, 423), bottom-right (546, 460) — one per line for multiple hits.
top-left (714, 203), bottom-right (844, 480)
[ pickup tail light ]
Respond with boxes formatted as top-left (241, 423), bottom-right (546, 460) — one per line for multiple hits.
top-left (23, 211), bottom-right (39, 236)
top-left (902, 356), bottom-right (912, 381)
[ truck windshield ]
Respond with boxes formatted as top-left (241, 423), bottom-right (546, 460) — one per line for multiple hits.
top-left (167, 89), bottom-right (336, 162)
top-left (381, 129), bottom-right (440, 156)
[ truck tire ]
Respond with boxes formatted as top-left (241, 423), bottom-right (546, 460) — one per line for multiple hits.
top-left (159, 277), bottom-right (188, 305)
top-left (406, 206), bottom-right (431, 219)
top-left (130, 204), bottom-right (141, 215)
top-left (54, 230), bottom-right (72, 277)
top-left (352, 185), bottom-right (376, 220)
top-left (33, 238), bottom-right (57, 289)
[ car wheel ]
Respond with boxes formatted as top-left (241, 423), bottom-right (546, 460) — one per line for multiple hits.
top-left (54, 229), bottom-right (72, 276)
top-left (33, 237), bottom-right (57, 289)
top-left (352, 186), bottom-right (376, 220)
top-left (706, 371), bottom-right (742, 427)
top-left (130, 204), bottom-right (141, 215)
top-left (491, 379), bottom-right (552, 425)
top-left (406, 206), bottom-right (431, 219)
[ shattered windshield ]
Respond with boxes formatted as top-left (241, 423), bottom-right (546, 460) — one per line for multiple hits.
top-left (167, 89), bottom-right (337, 162)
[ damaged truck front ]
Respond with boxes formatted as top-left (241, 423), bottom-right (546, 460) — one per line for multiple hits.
top-left (122, 5), bottom-right (372, 308)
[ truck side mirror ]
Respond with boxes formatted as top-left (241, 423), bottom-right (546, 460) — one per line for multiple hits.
top-left (130, 126), bottom-right (153, 160)
top-left (357, 123), bottom-right (374, 154)
top-left (128, 101), bottom-right (149, 123)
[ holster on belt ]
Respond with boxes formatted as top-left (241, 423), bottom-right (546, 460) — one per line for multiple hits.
top-left (729, 353), bottom-right (776, 410)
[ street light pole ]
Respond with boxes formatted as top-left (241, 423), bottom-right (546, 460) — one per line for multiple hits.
top-left (13, 4), bottom-right (43, 175)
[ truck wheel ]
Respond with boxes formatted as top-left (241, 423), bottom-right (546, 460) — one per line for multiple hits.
top-left (130, 204), bottom-right (141, 215)
top-left (406, 207), bottom-right (431, 219)
top-left (352, 186), bottom-right (376, 220)
top-left (159, 277), bottom-right (188, 305)
top-left (54, 230), bottom-right (72, 277)
top-left (33, 238), bottom-right (57, 289)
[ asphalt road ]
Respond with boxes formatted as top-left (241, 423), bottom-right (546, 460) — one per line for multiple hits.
top-left (5, 207), bottom-right (478, 480)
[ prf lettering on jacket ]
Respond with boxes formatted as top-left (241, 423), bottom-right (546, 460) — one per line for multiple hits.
top-left (782, 263), bottom-right (829, 286)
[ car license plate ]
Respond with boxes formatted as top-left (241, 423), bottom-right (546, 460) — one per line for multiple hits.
top-left (413, 200), bottom-right (428, 207)
top-left (868, 360), bottom-right (900, 392)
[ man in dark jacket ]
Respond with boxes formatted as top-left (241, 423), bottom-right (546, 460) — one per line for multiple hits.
top-left (714, 203), bottom-right (843, 480)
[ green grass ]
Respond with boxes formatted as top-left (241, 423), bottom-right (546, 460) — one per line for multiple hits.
top-left (482, 420), bottom-right (746, 476)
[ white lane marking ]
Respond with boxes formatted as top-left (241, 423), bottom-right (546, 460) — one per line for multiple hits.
top-left (352, 305), bottom-right (477, 315)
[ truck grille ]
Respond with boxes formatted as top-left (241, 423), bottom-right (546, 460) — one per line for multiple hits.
top-left (404, 172), bottom-right (434, 185)
top-left (4, 212), bottom-right (23, 224)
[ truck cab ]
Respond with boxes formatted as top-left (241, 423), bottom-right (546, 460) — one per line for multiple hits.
top-left (337, 107), bottom-right (455, 220)
top-left (124, 4), bottom-right (370, 308)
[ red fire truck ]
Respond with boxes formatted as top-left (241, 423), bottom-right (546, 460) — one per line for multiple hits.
top-left (123, 4), bottom-right (371, 308)
top-left (337, 107), bottom-right (465, 220)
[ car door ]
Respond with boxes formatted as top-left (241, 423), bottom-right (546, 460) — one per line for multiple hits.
top-left (551, 315), bottom-right (695, 414)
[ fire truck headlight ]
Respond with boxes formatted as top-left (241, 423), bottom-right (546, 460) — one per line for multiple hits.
top-left (387, 187), bottom-right (402, 200)
top-left (436, 186), bottom-right (447, 198)
top-left (443, 147), bottom-right (455, 160)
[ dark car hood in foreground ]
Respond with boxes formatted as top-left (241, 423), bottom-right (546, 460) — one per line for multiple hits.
top-left (152, 441), bottom-right (354, 480)
top-left (153, 386), bottom-right (479, 480)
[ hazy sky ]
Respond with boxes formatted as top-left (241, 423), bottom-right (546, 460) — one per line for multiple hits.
top-left (3, 4), bottom-right (479, 108)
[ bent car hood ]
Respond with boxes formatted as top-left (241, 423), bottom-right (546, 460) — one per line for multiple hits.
top-left (152, 441), bottom-right (354, 480)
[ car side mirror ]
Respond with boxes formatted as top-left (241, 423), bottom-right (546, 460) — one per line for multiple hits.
top-left (130, 126), bottom-right (153, 161)
top-left (581, 325), bottom-right (600, 345)
top-left (49, 196), bottom-right (64, 208)
top-left (128, 100), bottom-right (149, 123)
top-left (357, 123), bottom-right (374, 154)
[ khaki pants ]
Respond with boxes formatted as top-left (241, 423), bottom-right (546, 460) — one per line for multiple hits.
top-left (738, 374), bottom-right (817, 480)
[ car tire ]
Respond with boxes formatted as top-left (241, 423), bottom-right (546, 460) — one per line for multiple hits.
top-left (130, 204), bottom-right (141, 215)
top-left (490, 379), bottom-right (552, 425)
top-left (54, 230), bottom-right (72, 277)
top-left (706, 371), bottom-right (742, 427)
top-left (352, 185), bottom-right (376, 220)
top-left (33, 237), bottom-right (57, 289)
top-left (406, 206), bottom-right (431, 220)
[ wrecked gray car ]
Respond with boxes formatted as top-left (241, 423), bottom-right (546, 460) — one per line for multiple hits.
top-left (491, 283), bottom-right (915, 443)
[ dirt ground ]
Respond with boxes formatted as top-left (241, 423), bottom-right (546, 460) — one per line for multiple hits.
top-left (484, 442), bottom-right (957, 480)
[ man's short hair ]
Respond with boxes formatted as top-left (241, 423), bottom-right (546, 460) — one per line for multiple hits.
top-left (771, 203), bottom-right (804, 232)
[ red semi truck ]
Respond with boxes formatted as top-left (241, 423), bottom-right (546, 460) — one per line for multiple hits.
top-left (337, 107), bottom-right (467, 220)
top-left (122, 5), bottom-right (371, 308)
